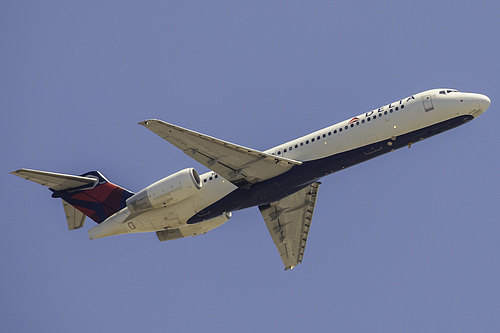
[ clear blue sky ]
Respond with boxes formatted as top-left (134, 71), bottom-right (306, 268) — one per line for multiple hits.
top-left (2, 1), bottom-right (499, 332)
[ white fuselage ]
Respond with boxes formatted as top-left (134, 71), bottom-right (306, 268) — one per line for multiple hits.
top-left (89, 89), bottom-right (490, 240)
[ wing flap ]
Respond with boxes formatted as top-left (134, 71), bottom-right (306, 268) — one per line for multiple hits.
top-left (139, 119), bottom-right (301, 187)
top-left (259, 182), bottom-right (320, 270)
top-left (10, 169), bottom-right (97, 191)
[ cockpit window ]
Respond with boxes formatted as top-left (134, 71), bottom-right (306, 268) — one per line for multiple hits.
top-left (440, 89), bottom-right (459, 95)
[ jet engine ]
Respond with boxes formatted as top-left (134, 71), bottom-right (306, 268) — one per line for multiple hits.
top-left (126, 168), bottom-right (202, 212)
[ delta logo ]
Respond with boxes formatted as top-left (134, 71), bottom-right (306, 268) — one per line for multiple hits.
top-left (348, 117), bottom-right (359, 124)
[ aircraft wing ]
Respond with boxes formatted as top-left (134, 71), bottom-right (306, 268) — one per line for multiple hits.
top-left (259, 182), bottom-right (320, 270)
top-left (10, 169), bottom-right (97, 191)
top-left (139, 119), bottom-right (302, 188)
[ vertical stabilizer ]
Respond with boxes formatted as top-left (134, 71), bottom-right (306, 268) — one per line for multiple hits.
top-left (11, 169), bottom-right (135, 226)
top-left (50, 171), bottom-right (135, 223)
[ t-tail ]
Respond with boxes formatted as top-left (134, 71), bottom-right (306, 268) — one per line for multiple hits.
top-left (10, 169), bottom-right (134, 230)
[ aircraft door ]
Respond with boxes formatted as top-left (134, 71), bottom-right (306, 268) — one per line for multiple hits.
top-left (422, 95), bottom-right (434, 112)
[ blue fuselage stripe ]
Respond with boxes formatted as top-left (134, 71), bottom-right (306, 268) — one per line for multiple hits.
top-left (187, 115), bottom-right (473, 224)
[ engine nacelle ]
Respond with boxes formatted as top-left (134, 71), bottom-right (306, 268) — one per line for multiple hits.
top-left (126, 168), bottom-right (202, 212)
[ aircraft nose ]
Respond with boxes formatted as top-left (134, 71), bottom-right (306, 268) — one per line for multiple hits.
top-left (477, 94), bottom-right (491, 112)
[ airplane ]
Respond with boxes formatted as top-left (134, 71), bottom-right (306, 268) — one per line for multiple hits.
top-left (11, 88), bottom-right (491, 270)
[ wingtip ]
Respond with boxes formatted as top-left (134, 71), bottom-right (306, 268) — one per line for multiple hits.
top-left (139, 119), bottom-right (165, 127)
top-left (10, 169), bottom-right (26, 176)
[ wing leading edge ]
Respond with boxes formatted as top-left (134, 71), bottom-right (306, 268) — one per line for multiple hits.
top-left (139, 119), bottom-right (302, 188)
top-left (11, 169), bottom-right (97, 191)
top-left (259, 182), bottom-right (320, 270)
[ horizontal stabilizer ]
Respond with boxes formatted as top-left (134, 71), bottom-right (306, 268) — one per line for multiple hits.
top-left (11, 169), bottom-right (97, 191)
top-left (62, 200), bottom-right (86, 230)
top-left (11, 168), bottom-right (135, 224)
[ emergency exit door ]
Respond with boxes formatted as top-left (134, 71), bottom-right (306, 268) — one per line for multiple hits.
top-left (422, 95), bottom-right (434, 112)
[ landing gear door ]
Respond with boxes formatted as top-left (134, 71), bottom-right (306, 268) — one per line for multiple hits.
top-left (194, 200), bottom-right (206, 213)
top-left (423, 95), bottom-right (434, 112)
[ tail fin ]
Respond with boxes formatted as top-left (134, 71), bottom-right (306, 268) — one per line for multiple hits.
top-left (11, 169), bottom-right (135, 227)
top-left (50, 171), bottom-right (135, 224)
